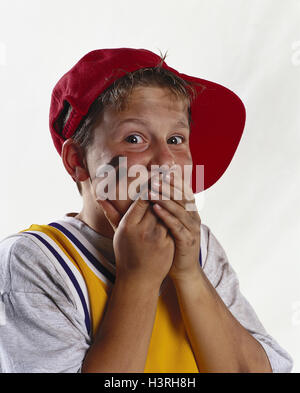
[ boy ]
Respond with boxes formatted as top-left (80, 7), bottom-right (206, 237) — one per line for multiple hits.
top-left (0, 48), bottom-right (293, 373)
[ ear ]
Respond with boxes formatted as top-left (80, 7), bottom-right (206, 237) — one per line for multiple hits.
top-left (61, 139), bottom-right (90, 182)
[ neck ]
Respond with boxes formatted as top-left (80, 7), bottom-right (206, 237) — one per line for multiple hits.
top-left (75, 201), bottom-right (115, 240)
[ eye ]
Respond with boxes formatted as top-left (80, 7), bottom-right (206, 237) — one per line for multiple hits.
top-left (167, 135), bottom-right (184, 145)
top-left (125, 134), bottom-right (144, 144)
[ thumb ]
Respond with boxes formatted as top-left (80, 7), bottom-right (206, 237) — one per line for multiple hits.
top-left (97, 199), bottom-right (122, 231)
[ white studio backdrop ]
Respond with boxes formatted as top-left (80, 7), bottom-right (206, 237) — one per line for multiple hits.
top-left (0, 0), bottom-right (299, 372)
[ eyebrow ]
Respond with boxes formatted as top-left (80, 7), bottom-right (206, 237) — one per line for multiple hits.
top-left (115, 117), bottom-right (190, 132)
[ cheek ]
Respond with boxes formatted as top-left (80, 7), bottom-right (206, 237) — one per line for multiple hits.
top-left (172, 152), bottom-right (193, 188)
top-left (92, 155), bottom-right (149, 211)
top-left (121, 155), bottom-right (150, 195)
top-left (88, 148), bottom-right (122, 181)
top-left (125, 151), bottom-right (149, 166)
top-left (175, 150), bottom-right (193, 168)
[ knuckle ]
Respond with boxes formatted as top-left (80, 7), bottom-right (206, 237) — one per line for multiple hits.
top-left (190, 214), bottom-right (201, 229)
top-left (181, 233), bottom-right (197, 248)
top-left (178, 223), bottom-right (185, 233)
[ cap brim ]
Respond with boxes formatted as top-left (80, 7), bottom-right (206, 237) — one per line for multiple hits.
top-left (177, 72), bottom-right (246, 193)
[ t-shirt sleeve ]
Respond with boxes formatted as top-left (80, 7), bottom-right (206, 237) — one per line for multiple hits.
top-left (201, 224), bottom-right (293, 373)
top-left (0, 235), bottom-right (90, 373)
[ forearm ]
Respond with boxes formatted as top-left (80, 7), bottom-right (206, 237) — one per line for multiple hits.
top-left (172, 268), bottom-right (272, 373)
top-left (82, 277), bottom-right (159, 373)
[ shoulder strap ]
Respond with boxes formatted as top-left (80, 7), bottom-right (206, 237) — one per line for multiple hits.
top-left (19, 221), bottom-right (116, 337)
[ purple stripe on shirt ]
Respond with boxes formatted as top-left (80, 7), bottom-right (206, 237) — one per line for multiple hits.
top-left (24, 232), bottom-right (91, 335)
top-left (48, 222), bottom-right (115, 284)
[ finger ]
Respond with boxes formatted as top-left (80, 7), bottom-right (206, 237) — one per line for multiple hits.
top-left (149, 182), bottom-right (196, 211)
top-left (126, 168), bottom-right (159, 202)
top-left (152, 203), bottom-right (190, 242)
top-left (163, 165), bottom-right (193, 195)
top-left (150, 172), bottom-right (195, 207)
top-left (122, 189), bottom-right (150, 225)
top-left (97, 199), bottom-right (122, 231)
top-left (150, 191), bottom-right (200, 230)
top-left (167, 173), bottom-right (194, 202)
top-left (150, 182), bottom-right (186, 208)
top-left (142, 204), bottom-right (165, 229)
top-left (142, 204), bottom-right (168, 235)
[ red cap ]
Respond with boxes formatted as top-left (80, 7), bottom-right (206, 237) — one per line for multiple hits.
top-left (49, 48), bottom-right (246, 192)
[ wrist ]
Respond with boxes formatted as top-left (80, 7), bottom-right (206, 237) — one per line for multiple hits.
top-left (171, 266), bottom-right (215, 306)
top-left (114, 271), bottom-right (161, 296)
top-left (170, 263), bottom-right (203, 286)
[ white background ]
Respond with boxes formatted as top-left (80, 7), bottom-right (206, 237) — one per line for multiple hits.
top-left (0, 0), bottom-right (299, 372)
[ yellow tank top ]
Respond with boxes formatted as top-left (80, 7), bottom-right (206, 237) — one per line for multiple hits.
top-left (19, 220), bottom-right (199, 373)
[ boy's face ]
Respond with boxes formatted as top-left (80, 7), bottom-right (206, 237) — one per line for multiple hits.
top-left (85, 86), bottom-right (193, 215)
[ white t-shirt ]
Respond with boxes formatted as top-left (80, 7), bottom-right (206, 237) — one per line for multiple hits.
top-left (0, 213), bottom-right (293, 372)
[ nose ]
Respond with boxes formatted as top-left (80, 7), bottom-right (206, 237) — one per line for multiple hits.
top-left (147, 141), bottom-right (176, 171)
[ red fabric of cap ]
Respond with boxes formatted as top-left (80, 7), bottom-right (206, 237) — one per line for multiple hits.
top-left (49, 48), bottom-right (246, 193)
